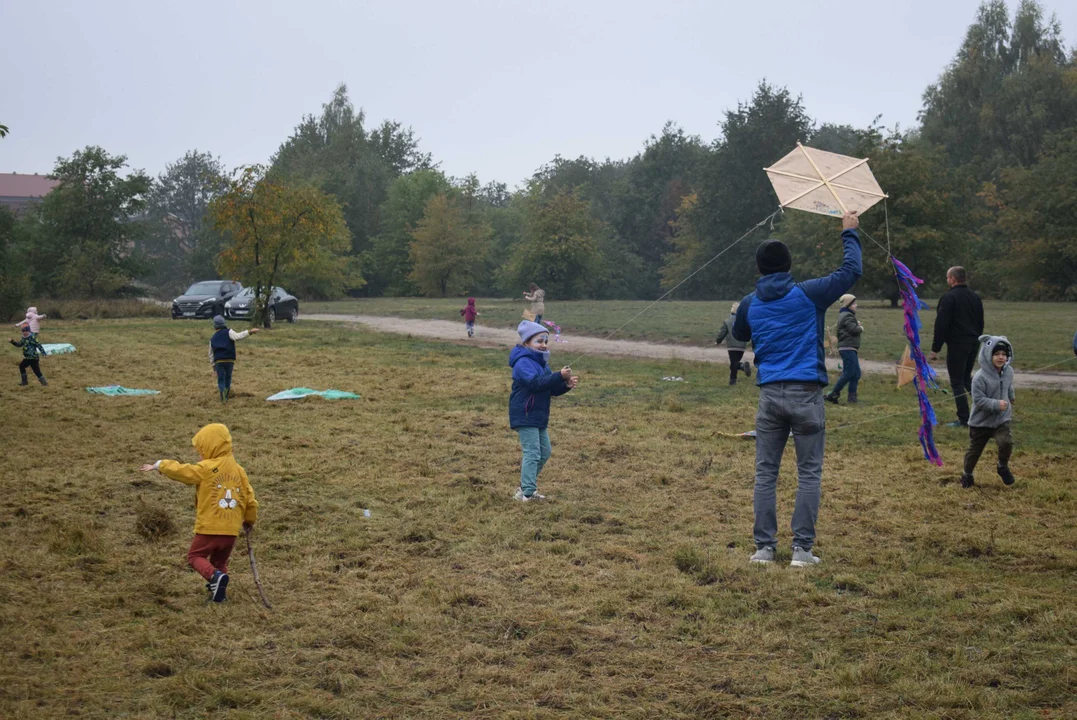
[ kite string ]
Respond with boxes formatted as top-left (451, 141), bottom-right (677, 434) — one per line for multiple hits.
top-left (564, 208), bottom-right (782, 368)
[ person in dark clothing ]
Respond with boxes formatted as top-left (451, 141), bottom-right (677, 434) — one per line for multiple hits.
top-left (929, 266), bottom-right (985, 427)
top-left (732, 211), bottom-right (862, 568)
top-left (715, 302), bottom-right (752, 386)
top-left (209, 315), bottom-right (259, 402)
top-left (10, 326), bottom-right (48, 386)
top-left (825, 294), bottom-right (863, 404)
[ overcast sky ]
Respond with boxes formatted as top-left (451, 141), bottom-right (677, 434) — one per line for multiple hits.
top-left (2, 1), bottom-right (1075, 187)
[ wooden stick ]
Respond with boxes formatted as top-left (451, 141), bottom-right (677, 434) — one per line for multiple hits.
top-left (245, 528), bottom-right (273, 609)
top-left (798, 142), bottom-right (848, 213)
top-left (765, 168), bottom-right (888, 198)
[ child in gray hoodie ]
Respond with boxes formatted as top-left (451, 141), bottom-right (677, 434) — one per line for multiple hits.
top-left (961, 335), bottom-right (1015, 488)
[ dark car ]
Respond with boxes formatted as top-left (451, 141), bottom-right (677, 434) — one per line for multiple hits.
top-left (224, 286), bottom-right (299, 323)
top-left (171, 280), bottom-right (243, 320)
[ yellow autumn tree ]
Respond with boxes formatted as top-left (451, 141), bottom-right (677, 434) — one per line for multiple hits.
top-left (210, 166), bottom-right (350, 326)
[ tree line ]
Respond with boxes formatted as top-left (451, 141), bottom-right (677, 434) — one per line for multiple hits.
top-left (1, 0), bottom-right (1075, 322)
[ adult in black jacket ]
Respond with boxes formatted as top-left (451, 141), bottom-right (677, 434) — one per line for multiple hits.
top-left (929, 266), bottom-right (984, 427)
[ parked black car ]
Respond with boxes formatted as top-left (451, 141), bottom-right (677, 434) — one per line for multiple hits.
top-left (224, 286), bottom-right (299, 323)
top-left (171, 280), bottom-right (243, 319)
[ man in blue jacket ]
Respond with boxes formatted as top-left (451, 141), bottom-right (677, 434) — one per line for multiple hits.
top-left (732, 211), bottom-right (862, 567)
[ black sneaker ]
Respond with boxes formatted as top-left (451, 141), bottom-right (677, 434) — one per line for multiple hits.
top-left (742, 362), bottom-right (752, 378)
top-left (824, 394), bottom-right (839, 405)
top-left (997, 465), bottom-right (1015, 486)
top-left (208, 570), bottom-right (229, 603)
top-left (960, 473), bottom-right (975, 488)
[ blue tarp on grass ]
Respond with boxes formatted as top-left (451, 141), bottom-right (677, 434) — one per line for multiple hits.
top-left (266, 388), bottom-right (361, 401)
top-left (86, 385), bottom-right (160, 396)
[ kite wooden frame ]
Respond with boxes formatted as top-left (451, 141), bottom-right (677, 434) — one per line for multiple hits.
top-left (765, 142), bottom-right (888, 214)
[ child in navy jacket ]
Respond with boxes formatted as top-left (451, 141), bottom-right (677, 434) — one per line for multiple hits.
top-left (508, 321), bottom-right (578, 501)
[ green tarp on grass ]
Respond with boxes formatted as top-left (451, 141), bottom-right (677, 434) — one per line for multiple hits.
top-left (86, 385), bottom-right (160, 396)
top-left (266, 388), bottom-right (361, 401)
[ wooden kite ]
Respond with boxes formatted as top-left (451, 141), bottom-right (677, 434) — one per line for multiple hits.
top-left (765, 143), bottom-right (888, 217)
top-left (896, 345), bottom-right (916, 388)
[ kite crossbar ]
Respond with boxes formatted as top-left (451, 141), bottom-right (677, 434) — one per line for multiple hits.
top-left (797, 142), bottom-right (848, 214)
top-left (764, 168), bottom-right (888, 200)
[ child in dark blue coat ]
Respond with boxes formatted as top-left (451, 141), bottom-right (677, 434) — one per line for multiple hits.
top-left (509, 321), bottom-right (578, 501)
top-left (209, 315), bottom-right (259, 402)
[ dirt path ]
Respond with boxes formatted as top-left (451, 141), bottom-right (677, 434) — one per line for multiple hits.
top-left (306, 313), bottom-right (1077, 392)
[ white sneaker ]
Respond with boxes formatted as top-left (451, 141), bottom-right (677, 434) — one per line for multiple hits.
top-left (790, 546), bottom-right (821, 567)
top-left (513, 489), bottom-right (544, 502)
top-left (750, 546), bottom-right (776, 564)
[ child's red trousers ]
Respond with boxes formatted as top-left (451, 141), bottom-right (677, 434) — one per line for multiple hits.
top-left (187, 534), bottom-right (237, 580)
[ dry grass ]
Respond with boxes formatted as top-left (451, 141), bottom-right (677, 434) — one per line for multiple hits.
top-left (1, 318), bottom-right (1076, 718)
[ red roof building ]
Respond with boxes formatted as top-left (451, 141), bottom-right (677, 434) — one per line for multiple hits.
top-left (0, 173), bottom-right (59, 215)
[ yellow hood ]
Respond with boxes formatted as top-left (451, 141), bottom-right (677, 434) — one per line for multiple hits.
top-left (192, 423), bottom-right (232, 460)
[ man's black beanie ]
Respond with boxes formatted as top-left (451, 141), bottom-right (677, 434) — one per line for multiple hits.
top-left (756, 239), bottom-right (792, 275)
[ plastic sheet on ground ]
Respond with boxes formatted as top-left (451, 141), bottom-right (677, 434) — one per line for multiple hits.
top-left (42, 343), bottom-right (76, 355)
top-left (86, 385), bottom-right (160, 396)
top-left (266, 388), bottom-right (361, 401)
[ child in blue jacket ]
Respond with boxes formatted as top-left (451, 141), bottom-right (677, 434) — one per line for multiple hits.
top-left (508, 320), bottom-right (578, 501)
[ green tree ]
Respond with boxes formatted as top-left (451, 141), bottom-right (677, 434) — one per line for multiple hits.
top-left (30, 146), bottom-right (151, 297)
top-left (0, 207), bottom-right (29, 319)
top-left (659, 193), bottom-right (709, 297)
top-left (666, 81), bottom-right (813, 298)
top-left (920, 0), bottom-right (1075, 172)
top-left (210, 166), bottom-right (352, 326)
top-left (505, 188), bottom-right (605, 299)
top-left (994, 128), bottom-right (1077, 299)
top-left (609, 123), bottom-right (708, 298)
top-left (810, 123), bottom-right (861, 155)
top-left (141, 150), bottom-right (229, 292)
top-left (272, 84), bottom-right (431, 293)
top-left (369, 169), bottom-right (451, 295)
top-left (408, 193), bottom-right (486, 296)
top-left (0, 123), bottom-right (8, 138)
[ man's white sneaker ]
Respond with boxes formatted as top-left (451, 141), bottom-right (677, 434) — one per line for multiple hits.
top-left (790, 546), bottom-right (821, 567)
top-left (750, 546), bottom-right (776, 564)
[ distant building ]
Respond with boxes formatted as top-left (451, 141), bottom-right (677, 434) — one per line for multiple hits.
top-left (0, 172), bottom-right (59, 215)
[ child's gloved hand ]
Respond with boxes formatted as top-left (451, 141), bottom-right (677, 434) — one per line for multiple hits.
top-left (243, 522), bottom-right (254, 534)
top-left (560, 366), bottom-right (572, 379)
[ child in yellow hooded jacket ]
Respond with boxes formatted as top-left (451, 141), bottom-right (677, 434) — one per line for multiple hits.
top-left (141, 423), bottom-right (257, 602)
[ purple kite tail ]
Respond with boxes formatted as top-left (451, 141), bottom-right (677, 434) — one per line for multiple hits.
top-left (892, 257), bottom-right (943, 466)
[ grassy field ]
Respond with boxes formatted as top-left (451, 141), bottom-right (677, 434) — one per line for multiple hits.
top-left (306, 297), bottom-right (1077, 372)
top-left (2, 318), bottom-right (1076, 718)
